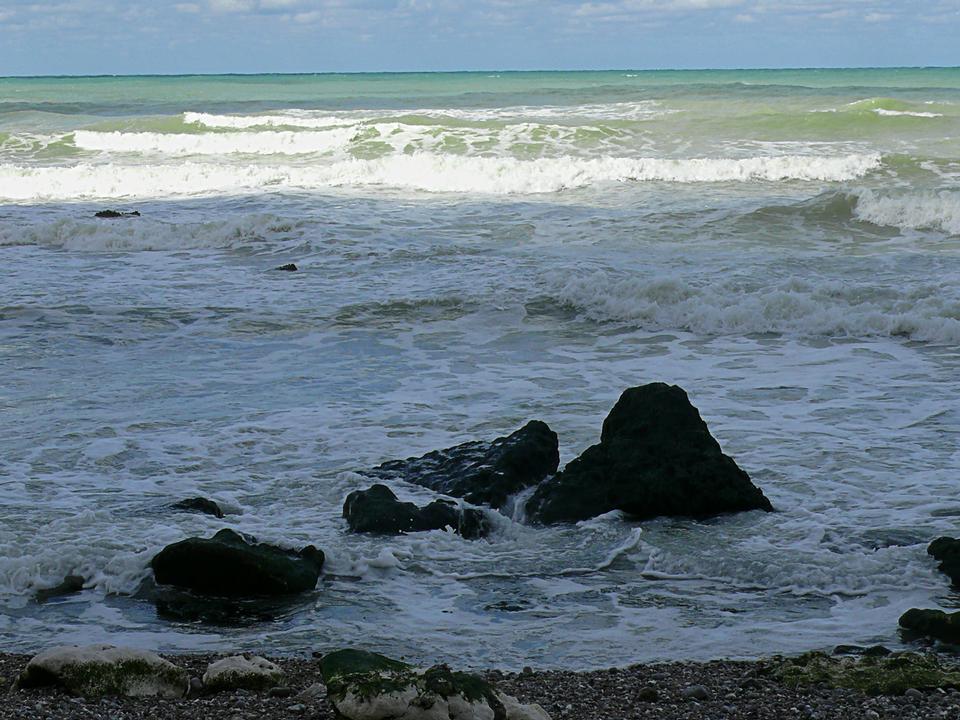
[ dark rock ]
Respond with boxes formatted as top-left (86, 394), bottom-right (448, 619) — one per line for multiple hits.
top-left (682, 684), bottom-right (710, 701)
top-left (637, 686), bottom-right (659, 702)
top-left (369, 420), bottom-right (559, 510)
top-left (95, 210), bottom-right (140, 218)
top-left (274, 263), bottom-right (298, 272)
top-left (319, 649), bottom-right (410, 685)
top-left (526, 383), bottom-right (773, 524)
top-left (343, 484), bottom-right (490, 538)
top-left (170, 497), bottom-right (224, 519)
top-left (138, 578), bottom-right (316, 625)
top-left (35, 575), bottom-right (85, 603)
top-left (928, 537), bottom-right (960, 585)
top-left (900, 608), bottom-right (960, 644)
top-left (268, 686), bottom-right (295, 698)
top-left (150, 529), bottom-right (323, 597)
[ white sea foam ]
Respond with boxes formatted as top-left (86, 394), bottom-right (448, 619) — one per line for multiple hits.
top-left (73, 129), bottom-right (358, 156)
top-left (0, 153), bottom-right (882, 201)
top-left (184, 101), bottom-right (668, 127)
top-left (183, 111), bottom-right (348, 129)
top-left (873, 108), bottom-right (943, 118)
top-left (854, 189), bottom-right (960, 235)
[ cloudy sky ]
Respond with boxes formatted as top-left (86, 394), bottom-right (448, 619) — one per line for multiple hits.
top-left (0, 0), bottom-right (957, 75)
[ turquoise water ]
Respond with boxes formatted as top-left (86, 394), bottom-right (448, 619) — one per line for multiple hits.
top-left (1, 69), bottom-right (960, 668)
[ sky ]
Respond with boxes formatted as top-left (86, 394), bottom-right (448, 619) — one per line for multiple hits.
top-left (0, 0), bottom-right (958, 75)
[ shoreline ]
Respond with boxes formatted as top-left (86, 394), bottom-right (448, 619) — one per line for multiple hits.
top-left (3, 650), bottom-right (959, 720)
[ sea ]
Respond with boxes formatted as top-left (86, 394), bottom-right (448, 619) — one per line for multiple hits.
top-left (1, 68), bottom-right (960, 670)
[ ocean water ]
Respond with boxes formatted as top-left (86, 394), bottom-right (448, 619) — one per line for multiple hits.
top-left (2, 68), bottom-right (960, 669)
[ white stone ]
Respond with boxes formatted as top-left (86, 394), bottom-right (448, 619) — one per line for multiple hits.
top-left (203, 655), bottom-right (284, 691)
top-left (499, 693), bottom-right (553, 720)
top-left (18, 644), bottom-right (188, 698)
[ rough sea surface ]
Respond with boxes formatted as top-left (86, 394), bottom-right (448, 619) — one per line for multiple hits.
top-left (1, 69), bottom-right (960, 669)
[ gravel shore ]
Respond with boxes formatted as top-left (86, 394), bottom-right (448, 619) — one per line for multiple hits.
top-left (2, 652), bottom-right (959, 720)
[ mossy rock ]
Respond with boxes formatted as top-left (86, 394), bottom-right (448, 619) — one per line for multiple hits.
top-left (773, 651), bottom-right (960, 696)
top-left (319, 649), bottom-right (507, 720)
top-left (900, 608), bottom-right (960, 644)
top-left (16, 645), bottom-right (188, 698)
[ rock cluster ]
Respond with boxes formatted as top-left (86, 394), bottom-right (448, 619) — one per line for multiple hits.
top-left (343, 484), bottom-right (489, 538)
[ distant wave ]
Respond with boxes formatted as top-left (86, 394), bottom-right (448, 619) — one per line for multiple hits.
top-left (73, 129), bottom-right (359, 156)
top-left (0, 153), bottom-right (883, 201)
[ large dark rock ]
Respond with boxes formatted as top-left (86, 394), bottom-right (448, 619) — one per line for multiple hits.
top-left (150, 529), bottom-right (323, 597)
top-left (526, 383), bottom-right (773, 524)
top-left (900, 608), bottom-right (960, 644)
top-left (343, 484), bottom-right (489, 538)
top-left (928, 537), bottom-right (960, 585)
top-left (369, 420), bottom-right (559, 509)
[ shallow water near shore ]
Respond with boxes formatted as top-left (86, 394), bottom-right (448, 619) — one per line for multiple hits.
top-left (2, 69), bottom-right (960, 669)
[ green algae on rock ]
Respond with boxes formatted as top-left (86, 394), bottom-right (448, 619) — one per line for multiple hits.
top-left (773, 651), bottom-right (960, 696)
top-left (899, 608), bottom-right (960, 645)
top-left (15, 645), bottom-right (188, 698)
top-left (202, 655), bottom-right (284, 693)
top-left (318, 649), bottom-right (550, 720)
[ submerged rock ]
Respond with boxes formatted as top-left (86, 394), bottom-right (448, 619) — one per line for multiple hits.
top-left (900, 608), bottom-right (960, 644)
top-left (203, 655), bottom-right (284, 692)
top-left (95, 209), bottom-right (140, 219)
top-left (928, 537), bottom-right (960, 585)
top-left (370, 420), bottom-right (559, 510)
top-left (15, 644), bottom-right (188, 698)
top-left (275, 263), bottom-right (298, 272)
top-left (318, 649), bottom-right (550, 720)
top-left (170, 497), bottom-right (224, 519)
top-left (343, 484), bottom-right (489, 538)
top-left (34, 574), bottom-right (85, 603)
top-left (151, 529), bottom-right (324, 597)
top-left (772, 651), bottom-right (960, 696)
top-left (526, 383), bottom-right (773, 524)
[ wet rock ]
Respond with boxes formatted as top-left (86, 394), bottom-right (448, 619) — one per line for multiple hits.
top-left (170, 497), bottom-right (224, 519)
top-left (526, 383), bottom-right (773, 524)
top-left (138, 577), bottom-right (316, 624)
top-left (319, 649), bottom-right (550, 720)
top-left (275, 263), bottom-right (298, 272)
top-left (899, 608), bottom-right (960, 644)
top-left (773, 651), bottom-right (960, 696)
top-left (203, 655), bottom-right (284, 693)
top-left (928, 537), bottom-right (960, 585)
top-left (682, 684), bottom-right (710, 701)
top-left (636, 686), bottom-right (659, 702)
top-left (151, 529), bottom-right (324, 597)
top-left (34, 575), bottom-right (85, 603)
top-left (95, 210), bottom-right (140, 219)
top-left (15, 644), bottom-right (188, 698)
top-left (343, 484), bottom-right (489, 538)
top-left (369, 420), bottom-right (559, 510)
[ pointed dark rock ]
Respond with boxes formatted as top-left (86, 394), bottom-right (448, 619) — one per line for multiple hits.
top-left (526, 383), bottom-right (773, 524)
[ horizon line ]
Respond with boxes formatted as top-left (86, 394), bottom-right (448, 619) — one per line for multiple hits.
top-left (2, 64), bottom-right (959, 80)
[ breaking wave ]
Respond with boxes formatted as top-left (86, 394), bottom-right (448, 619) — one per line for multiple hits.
top-left (0, 153), bottom-right (883, 201)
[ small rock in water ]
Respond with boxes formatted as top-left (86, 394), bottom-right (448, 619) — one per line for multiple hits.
top-left (682, 684), bottom-right (711, 701)
top-left (170, 497), bottom-right (224, 519)
top-left (275, 263), bottom-right (298, 272)
top-left (95, 209), bottom-right (140, 219)
top-left (35, 575), bottom-right (85, 602)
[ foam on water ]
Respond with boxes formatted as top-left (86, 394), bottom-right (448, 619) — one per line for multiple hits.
top-left (854, 189), bottom-right (960, 235)
top-left (0, 153), bottom-right (883, 201)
